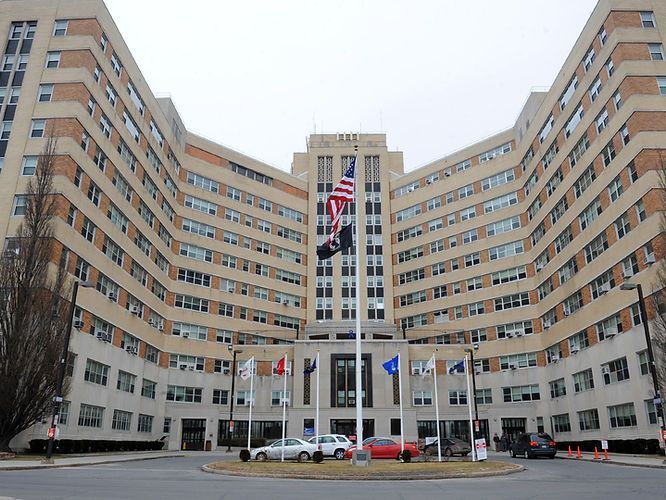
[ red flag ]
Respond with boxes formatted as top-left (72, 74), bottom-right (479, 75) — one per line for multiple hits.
top-left (276, 356), bottom-right (286, 376)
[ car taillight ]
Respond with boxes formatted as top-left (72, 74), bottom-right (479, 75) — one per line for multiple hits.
top-left (549, 441), bottom-right (557, 447)
top-left (530, 441), bottom-right (539, 447)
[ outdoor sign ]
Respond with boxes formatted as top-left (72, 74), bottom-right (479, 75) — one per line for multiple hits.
top-left (46, 427), bottom-right (59, 440)
top-left (475, 438), bottom-right (487, 460)
top-left (229, 420), bottom-right (234, 433)
top-left (303, 427), bottom-right (315, 436)
top-left (475, 420), bottom-right (480, 432)
top-left (601, 440), bottom-right (609, 450)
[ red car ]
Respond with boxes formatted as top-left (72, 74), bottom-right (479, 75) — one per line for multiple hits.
top-left (344, 437), bottom-right (420, 460)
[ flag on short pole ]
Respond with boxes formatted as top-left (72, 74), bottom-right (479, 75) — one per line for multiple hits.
top-left (275, 356), bottom-right (286, 376)
top-left (422, 354), bottom-right (436, 378)
top-left (303, 357), bottom-right (317, 375)
top-left (239, 357), bottom-right (254, 381)
top-left (448, 358), bottom-right (466, 374)
top-left (382, 355), bottom-right (399, 375)
top-left (317, 223), bottom-right (353, 261)
top-left (325, 158), bottom-right (356, 245)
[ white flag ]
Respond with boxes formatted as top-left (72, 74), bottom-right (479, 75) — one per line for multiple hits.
top-left (422, 354), bottom-right (436, 377)
top-left (240, 357), bottom-right (254, 381)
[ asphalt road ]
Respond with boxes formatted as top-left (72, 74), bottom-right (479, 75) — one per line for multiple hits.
top-left (1, 453), bottom-right (665, 500)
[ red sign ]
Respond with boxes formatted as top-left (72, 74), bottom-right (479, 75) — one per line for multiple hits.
top-left (475, 420), bottom-right (480, 432)
top-left (661, 429), bottom-right (666, 442)
top-left (47, 427), bottom-right (56, 439)
top-left (229, 421), bottom-right (235, 433)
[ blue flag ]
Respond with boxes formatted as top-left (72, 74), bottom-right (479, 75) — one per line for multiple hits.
top-left (303, 357), bottom-right (317, 375)
top-left (448, 359), bottom-right (466, 374)
top-left (382, 355), bottom-right (399, 375)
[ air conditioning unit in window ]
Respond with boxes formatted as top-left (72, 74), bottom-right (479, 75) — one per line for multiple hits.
top-left (605, 327), bottom-right (618, 338)
top-left (179, 364), bottom-right (187, 370)
top-left (543, 320), bottom-right (552, 329)
top-left (445, 171), bottom-right (451, 177)
top-left (509, 364), bottom-right (517, 370)
top-left (599, 283), bottom-right (611, 295)
top-left (125, 345), bottom-right (138, 355)
top-left (223, 368), bottom-right (230, 375)
top-left (158, 324), bottom-right (164, 332)
top-left (515, 331), bottom-right (523, 337)
top-left (536, 262), bottom-right (544, 272)
top-left (282, 300), bottom-right (289, 305)
top-left (129, 306), bottom-right (140, 315)
top-left (73, 320), bottom-right (84, 330)
top-left (95, 330), bottom-right (106, 341)
top-left (622, 269), bottom-right (634, 279)
top-left (148, 319), bottom-right (155, 327)
top-left (570, 347), bottom-right (580, 354)
top-left (551, 355), bottom-right (560, 363)
top-left (107, 291), bottom-right (117, 301)
top-left (182, 332), bottom-right (189, 338)
top-left (426, 179), bottom-right (433, 185)
top-left (644, 253), bottom-right (656, 265)
top-left (563, 309), bottom-right (570, 317)
top-left (188, 366), bottom-right (195, 371)
top-left (601, 366), bottom-right (611, 375)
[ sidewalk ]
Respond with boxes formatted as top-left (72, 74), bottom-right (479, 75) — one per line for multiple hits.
top-left (557, 450), bottom-right (666, 469)
top-left (0, 450), bottom-right (185, 471)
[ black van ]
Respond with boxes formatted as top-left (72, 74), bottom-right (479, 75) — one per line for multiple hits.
top-left (509, 432), bottom-right (557, 459)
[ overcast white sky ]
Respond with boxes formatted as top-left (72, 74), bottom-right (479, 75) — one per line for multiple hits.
top-left (105, 0), bottom-right (598, 173)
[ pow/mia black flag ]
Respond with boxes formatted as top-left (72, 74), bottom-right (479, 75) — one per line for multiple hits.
top-left (317, 223), bottom-right (353, 261)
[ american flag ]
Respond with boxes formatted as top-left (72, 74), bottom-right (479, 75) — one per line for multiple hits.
top-left (326, 158), bottom-right (356, 244)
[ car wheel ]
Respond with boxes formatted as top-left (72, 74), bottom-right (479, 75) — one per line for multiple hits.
top-left (444, 447), bottom-right (453, 457)
top-left (256, 452), bottom-right (268, 462)
top-left (523, 450), bottom-right (529, 459)
top-left (424, 447), bottom-right (433, 456)
top-left (298, 451), bottom-right (310, 463)
top-left (334, 449), bottom-right (345, 460)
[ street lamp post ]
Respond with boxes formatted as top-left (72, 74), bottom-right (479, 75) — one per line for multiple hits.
top-left (465, 344), bottom-right (480, 440)
top-left (226, 346), bottom-right (242, 452)
top-left (43, 280), bottom-right (94, 463)
top-left (620, 282), bottom-right (666, 446)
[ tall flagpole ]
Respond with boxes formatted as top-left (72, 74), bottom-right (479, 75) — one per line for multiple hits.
top-left (281, 353), bottom-right (288, 462)
top-left (398, 353), bottom-right (405, 454)
top-left (315, 351), bottom-right (320, 447)
top-left (353, 145), bottom-right (363, 450)
top-left (247, 358), bottom-right (254, 451)
top-left (432, 352), bottom-right (442, 462)
top-left (465, 354), bottom-right (476, 462)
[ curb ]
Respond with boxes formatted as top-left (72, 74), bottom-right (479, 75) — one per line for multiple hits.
top-left (0, 453), bottom-right (185, 471)
top-left (200, 462), bottom-right (524, 481)
top-left (555, 456), bottom-right (666, 470)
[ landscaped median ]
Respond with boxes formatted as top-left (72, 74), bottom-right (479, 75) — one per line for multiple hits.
top-left (202, 460), bottom-right (523, 480)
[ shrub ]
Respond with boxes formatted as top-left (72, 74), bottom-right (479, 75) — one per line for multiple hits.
top-left (399, 450), bottom-right (412, 463)
top-left (218, 437), bottom-right (267, 448)
top-left (239, 449), bottom-right (251, 462)
top-left (313, 451), bottom-right (324, 463)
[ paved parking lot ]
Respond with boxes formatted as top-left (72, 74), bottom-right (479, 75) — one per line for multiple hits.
top-left (1, 451), bottom-right (665, 500)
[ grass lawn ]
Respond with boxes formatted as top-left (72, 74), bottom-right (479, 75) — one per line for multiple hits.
top-left (207, 459), bottom-right (519, 479)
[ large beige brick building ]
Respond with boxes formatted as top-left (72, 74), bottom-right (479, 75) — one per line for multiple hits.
top-left (2, 0), bottom-right (665, 451)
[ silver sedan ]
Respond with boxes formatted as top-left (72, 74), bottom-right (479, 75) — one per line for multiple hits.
top-left (250, 438), bottom-right (318, 461)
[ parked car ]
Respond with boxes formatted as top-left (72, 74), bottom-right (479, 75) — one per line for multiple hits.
top-left (423, 437), bottom-right (472, 457)
top-left (250, 438), bottom-right (317, 461)
top-left (509, 433), bottom-right (557, 459)
top-left (307, 434), bottom-right (353, 459)
top-left (344, 437), bottom-right (420, 460)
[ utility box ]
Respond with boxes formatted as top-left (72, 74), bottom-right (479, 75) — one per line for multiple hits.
top-left (351, 449), bottom-right (371, 467)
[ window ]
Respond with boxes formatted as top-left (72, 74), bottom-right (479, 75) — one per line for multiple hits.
top-left (116, 371), bottom-right (136, 393)
top-left (489, 241), bottom-right (523, 261)
top-left (45, 51), bottom-right (61, 68)
top-left (602, 357), bottom-right (629, 385)
top-left (500, 353), bottom-right (537, 370)
top-left (573, 369), bottom-right (594, 393)
top-left (583, 46), bottom-right (595, 72)
top-left (235, 391), bottom-right (256, 406)
top-left (549, 378), bottom-right (567, 398)
top-left (111, 52), bottom-right (122, 77)
top-left (640, 11), bottom-right (656, 28)
top-left (138, 414), bottom-right (153, 433)
top-left (491, 266), bottom-right (526, 285)
top-left (478, 142), bottom-right (511, 162)
top-left (574, 166), bottom-right (596, 198)
top-left (596, 109), bottom-right (609, 134)
top-left (596, 313), bottom-right (622, 341)
top-left (579, 198), bottom-right (602, 231)
top-left (484, 192), bottom-right (518, 213)
top-left (100, 114), bottom-right (112, 139)
top-left (608, 403), bottom-right (637, 428)
top-left (80, 217), bottom-right (96, 243)
top-left (552, 414), bottom-right (571, 433)
top-left (578, 409), bottom-right (600, 431)
top-left (649, 43), bottom-right (664, 61)
top-left (84, 359), bottom-right (109, 386)
top-left (503, 385), bottom-right (540, 402)
top-left (213, 389), bottom-right (229, 405)
top-left (175, 294), bottom-right (209, 313)
top-left (475, 389), bottom-right (492, 405)
top-left (12, 195), bottom-right (27, 216)
top-left (30, 119), bottom-right (46, 138)
top-left (560, 75), bottom-right (578, 110)
top-left (608, 176), bottom-right (623, 202)
top-left (584, 233), bottom-right (608, 264)
top-left (271, 391), bottom-right (291, 406)
top-left (412, 391), bottom-right (433, 406)
top-left (78, 404), bottom-right (104, 428)
top-left (141, 379), bottom-right (156, 399)
top-left (448, 390), bottom-right (467, 405)
top-left (166, 385), bottom-right (203, 403)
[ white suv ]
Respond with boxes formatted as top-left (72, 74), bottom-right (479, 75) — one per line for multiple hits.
top-left (308, 434), bottom-right (352, 460)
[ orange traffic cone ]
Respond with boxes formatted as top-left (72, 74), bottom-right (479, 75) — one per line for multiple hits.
top-left (594, 447), bottom-right (600, 460)
top-left (603, 449), bottom-right (609, 460)
top-left (576, 446), bottom-right (582, 458)
top-left (568, 445), bottom-right (573, 457)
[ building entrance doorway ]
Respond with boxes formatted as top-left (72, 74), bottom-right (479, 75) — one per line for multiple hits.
top-left (181, 418), bottom-right (206, 450)
top-left (330, 419), bottom-right (374, 443)
top-left (501, 417), bottom-right (526, 445)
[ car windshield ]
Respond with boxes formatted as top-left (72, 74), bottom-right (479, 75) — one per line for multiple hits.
top-left (362, 437), bottom-right (376, 445)
top-left (530, 434), bottom-right (553, 442)
top-left (271, 440), bottom-right (284, 447)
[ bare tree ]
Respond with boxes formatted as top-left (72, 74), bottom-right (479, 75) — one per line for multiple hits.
top-left (0, 137), bottom-right (71, 452)
top-left (651, 153), bottom-right (666, 409)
